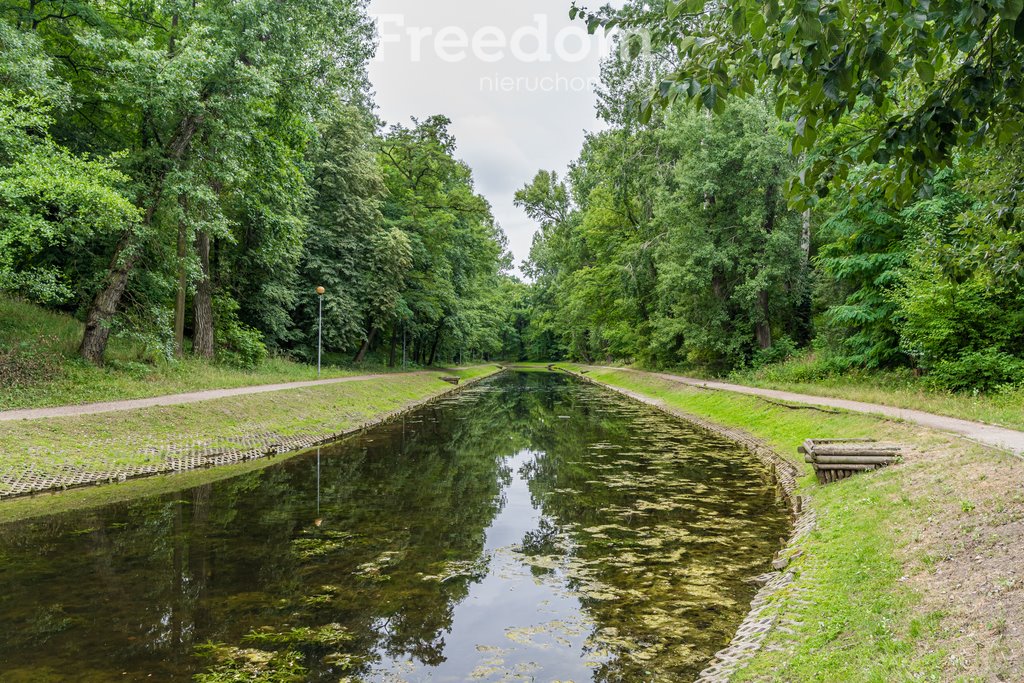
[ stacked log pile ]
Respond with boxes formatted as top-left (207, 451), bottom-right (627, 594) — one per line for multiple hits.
top-left (799, 438), bottom-right (901, 484)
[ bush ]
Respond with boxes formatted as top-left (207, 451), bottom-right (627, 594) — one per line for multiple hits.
top-left (214, 296), bottom-right (268, 369)
top-left (751, 336), bottom-right (798, 370)
top-left (926, 349), bottom-right (1024, 393)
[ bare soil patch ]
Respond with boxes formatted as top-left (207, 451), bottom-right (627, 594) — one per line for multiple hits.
top-left (896, 431), bottom-right (1024, 681)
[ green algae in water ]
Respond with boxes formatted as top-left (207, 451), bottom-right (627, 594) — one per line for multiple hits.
top-left (0, 372), bottom-right (789, 682)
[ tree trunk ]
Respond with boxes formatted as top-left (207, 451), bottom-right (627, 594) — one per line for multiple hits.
top-left (800, 209), bottom-right (812, 258)
top-left (755, 173), bottom-right (780, 351)
top-left (79, 239), bottom-right (140, 364)
top-left (796, 209), bottom-right (813, 345)
top-left (756, 290), bottom-right (772, 350)
top-left (173, 211), bottom-right (187, 357)
top-left (353, 325), bottom-right (378, 363)
top-left (193, 231), bottom-right (214, 359)
top-left (388, 328), bottom-right (397, 367)
top-left (427, 327), bottom-right (442, 366)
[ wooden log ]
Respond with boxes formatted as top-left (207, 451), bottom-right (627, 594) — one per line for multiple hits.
top-left (813, 463), bottom-right (878, 471)
top-left (809, 438), bottom-right (877, 444)
top-left (808, 443), bottom-right (900, 456)
top-left (810, 455), bottom-right (897, 465)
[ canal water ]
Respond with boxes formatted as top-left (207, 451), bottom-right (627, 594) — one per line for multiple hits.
top-left (0, 371), bottom-right (789, 682)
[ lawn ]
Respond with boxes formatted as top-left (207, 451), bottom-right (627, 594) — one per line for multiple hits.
top-left (0, 366), bottom-right (500, 511)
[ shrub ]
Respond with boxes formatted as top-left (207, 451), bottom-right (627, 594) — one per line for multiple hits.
top-left (214, 296), bottom-right (268, 369)
top-left (926, 349), bottom-right (1024, 393)
top-left (751, 336), bottom-right (798, 370)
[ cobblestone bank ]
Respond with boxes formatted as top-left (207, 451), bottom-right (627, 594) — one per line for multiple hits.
top-left (0, 371), bottom-right (498, 500)
top-left (560, 368), bottom-right (817, 683)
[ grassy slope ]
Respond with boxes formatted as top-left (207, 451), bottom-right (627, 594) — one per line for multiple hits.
top-left (0, 366), bottom-right (495, 528)
top-left (725, 356), bottom-right (1024, 431)
top-left (0, 297), bottom-right (410, 411)
top-left (0, 366), bottom-right (496, 476)
top-left (566, 365), bottom-right (1018, 682)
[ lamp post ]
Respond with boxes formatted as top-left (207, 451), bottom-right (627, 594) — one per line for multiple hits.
top-left (316, 286), bottom-right (325, 377)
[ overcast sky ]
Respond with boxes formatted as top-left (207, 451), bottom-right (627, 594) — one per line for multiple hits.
top-left (367, 0), bottom-right (622, 275)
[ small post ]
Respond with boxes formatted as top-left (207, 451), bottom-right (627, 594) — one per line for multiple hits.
top-left (316, 286), bottom-right (325, 377)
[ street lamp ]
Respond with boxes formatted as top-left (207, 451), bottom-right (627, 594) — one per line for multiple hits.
top-left (316, 286), bottom-right (325, 377)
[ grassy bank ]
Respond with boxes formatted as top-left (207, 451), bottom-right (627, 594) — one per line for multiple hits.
top-left (723, 356), bottom-right (1024, 431)
top-left (564, 365), bottom-right (1024, 682)
top-left (0, 450), bottom-right (299, 525)
top-left (0, 297), bottom-right (445, 411)
top-left (0, 366), bottom-right (498, 501)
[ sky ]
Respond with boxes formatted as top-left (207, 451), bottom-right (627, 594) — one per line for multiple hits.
top-left (366, 0), bottom-right (622, 275)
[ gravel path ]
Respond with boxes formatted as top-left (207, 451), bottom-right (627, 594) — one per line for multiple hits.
top-left (604, 368), bottom-right (1024, 455)
top-left (0, 373), bottom-right (424, 422)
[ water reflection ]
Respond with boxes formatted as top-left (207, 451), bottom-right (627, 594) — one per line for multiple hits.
top-left (0, 372), bottom-right (788, 682)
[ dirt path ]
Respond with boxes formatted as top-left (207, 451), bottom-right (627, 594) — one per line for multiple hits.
top-left (0, 373), bottom-right (425, 422)
top-left (599, 368), bottom-right (1024, 456)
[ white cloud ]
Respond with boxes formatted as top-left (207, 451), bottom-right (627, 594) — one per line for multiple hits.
top-left (367, 0), bottom-right (621, 276)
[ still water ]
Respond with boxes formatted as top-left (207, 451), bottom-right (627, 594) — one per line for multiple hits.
top-left (0, 371), bottom-right (789, 682)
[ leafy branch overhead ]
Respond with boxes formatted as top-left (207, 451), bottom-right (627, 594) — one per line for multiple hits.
top-left (572, 0), bottom-right (1024, 205)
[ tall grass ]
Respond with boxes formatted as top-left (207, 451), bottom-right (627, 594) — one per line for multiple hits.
top-left (727, 351), bottom-right (1024, 431)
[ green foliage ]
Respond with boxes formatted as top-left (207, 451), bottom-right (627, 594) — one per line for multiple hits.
top-left (214, 296), bottom-right (268, 369)
top-left (510, 3), bottom-right (1024, 392)
top-left (1, 0), bottom-right (516, 371)
top-left (751, 336), bottom-right (798, 370)
top-left (579, 0), bottom-right (1024, 205)
top-left (926, 350), bottom-right (1024, 393)
top-left (0, 25), bottom-right (139, 306)
top-left (374, 115), bottom-right (511, 365)
top-left (814, 179), bottom-right (908, 368)
top-left (520, 96), bottom-right (809, 372)
top-left (651, 98), bottom-right (807, 370)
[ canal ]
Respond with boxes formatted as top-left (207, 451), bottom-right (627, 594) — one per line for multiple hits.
top-left (0, 371), bottom-right (789, 682)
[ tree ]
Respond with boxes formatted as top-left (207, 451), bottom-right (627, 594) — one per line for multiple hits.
top-left (7, 0), bottom-right (376, 363)
top-left (574, 0), bottom-right (1024, 206)
top-left (651, 98), bottom-right (806, 370)
top-left (0, 22), bottom-right (139, 308)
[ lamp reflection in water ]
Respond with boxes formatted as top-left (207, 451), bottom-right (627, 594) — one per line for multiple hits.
top-left (313, 447), bottom-right (322, 527)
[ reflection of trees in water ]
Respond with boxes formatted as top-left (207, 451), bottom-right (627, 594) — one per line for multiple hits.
top-left (0, 374), bottom-right (531, 680)
top-left (0, 373), bottom-right (789, 682)
top-left (518, 376), bottom-right (790, 682)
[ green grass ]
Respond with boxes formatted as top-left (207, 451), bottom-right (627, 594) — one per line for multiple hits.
top-left (0, 365), bottom-right (499, 482)
top-left (0, 297), bottom-right (479, 410)
top-left (561, 365), bottom-right (966, 681)
top-left (724, 354), bottom-right (1024, 431)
